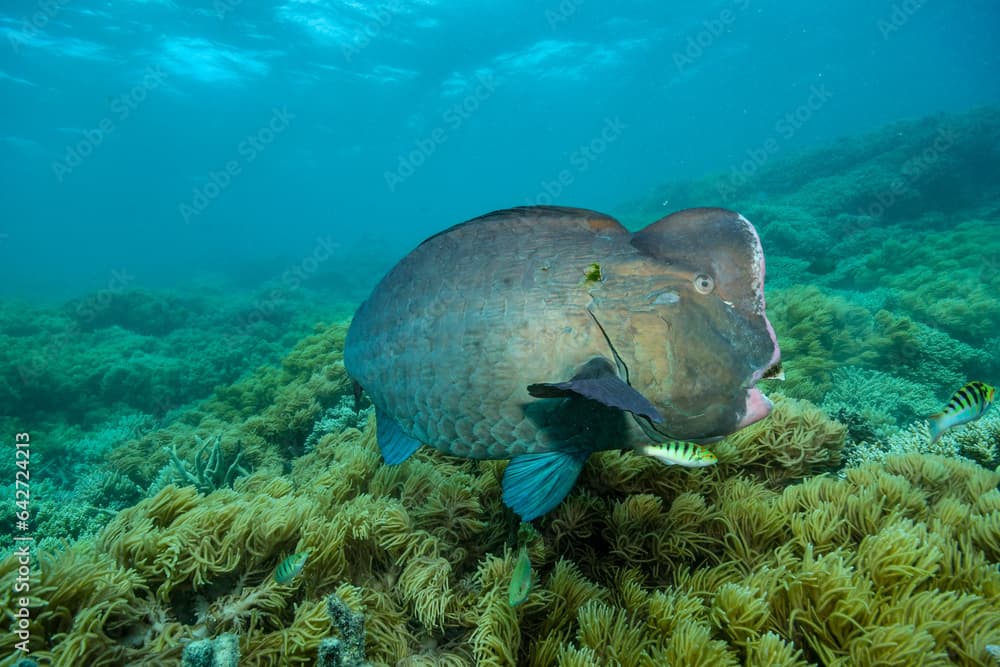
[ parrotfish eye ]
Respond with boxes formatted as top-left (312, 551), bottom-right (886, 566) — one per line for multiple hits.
top-left (692, 273), bottom-right (715, 295)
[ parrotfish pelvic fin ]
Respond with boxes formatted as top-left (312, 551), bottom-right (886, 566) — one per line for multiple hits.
top-left (502, 450), bottom-right (590, 521)
top-left (526, 356), bottom-right (664, 423)
top-left (375, 407), bottom-right (422, 464)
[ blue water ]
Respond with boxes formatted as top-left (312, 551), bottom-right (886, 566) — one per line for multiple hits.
top-left (1, 0), bottom-right (998, 299)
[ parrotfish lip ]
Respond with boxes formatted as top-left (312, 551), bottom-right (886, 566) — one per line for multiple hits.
top-left (738, 387), bottom-right (773, 429)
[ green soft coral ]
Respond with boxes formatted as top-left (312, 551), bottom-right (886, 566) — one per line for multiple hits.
top-left (4, 402), bottom-right (1000, 666)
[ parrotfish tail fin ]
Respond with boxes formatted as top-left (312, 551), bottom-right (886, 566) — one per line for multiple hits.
top-left (527, 356), bottom-right (665, 423)
top-left (374, 407), bottom-right (422, 464)
top-left (502, 450), bottom-right (589, 521)
top-left (927, 413), bottom-right (946, 444)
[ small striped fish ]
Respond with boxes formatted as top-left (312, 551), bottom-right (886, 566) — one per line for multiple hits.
top-left (275, 550), bottom-right (309, 584)
top-left (928, 381), bottom-right (995, 444)
top-left (636, 441), bottom-right (717, 467)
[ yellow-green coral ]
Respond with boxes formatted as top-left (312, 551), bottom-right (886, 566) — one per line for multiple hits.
top-left (5, 322), bottom-right (1000, 666)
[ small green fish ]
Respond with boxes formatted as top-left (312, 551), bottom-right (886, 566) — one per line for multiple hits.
top-left (928, 381), bottom-right (995, 443)
top-left (275, 550), bottom-right (309, 584)
top-left (508, 546), bottom-right (533, 607)
top-left (636, 441), bottom-right (717, 467)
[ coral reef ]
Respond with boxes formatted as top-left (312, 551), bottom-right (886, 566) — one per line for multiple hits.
top-left (844, 409), bottom-right (1000, 471)
top-left (304, 396), bottom-right (372, 453)
top-left (182, 633), bottom-right (240, 667)
top-left (108, 321), bottom-right (353, 490)
top-left (161, 434), bottom-right (251, 495)
top-left (318, 594), bottom-right (370, 667)
top-left (1, 107), bottom-right (999, 666)
top-left (0, 284), bottom-right (329, 426)
top-left (3, 407), bottom-right (998, 665)
top-left (820, 366), bottom-right (939, 441)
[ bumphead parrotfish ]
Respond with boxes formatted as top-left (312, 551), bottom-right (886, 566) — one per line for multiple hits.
top-left (344, 206), bottom-right (781, 520)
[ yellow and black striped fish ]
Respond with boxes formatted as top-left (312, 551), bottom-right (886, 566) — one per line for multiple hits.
top-left (928, 381), bottom-right (995, 443)
top-left (636, 441), bottom-right (717, 467)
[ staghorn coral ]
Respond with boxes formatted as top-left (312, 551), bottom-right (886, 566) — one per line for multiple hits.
top-left (821, 366), bottom-right (940, 441)
top-left (161, 433), bottom-right (251, 495)
top-left (841, 407), bottom-right (1000, 470)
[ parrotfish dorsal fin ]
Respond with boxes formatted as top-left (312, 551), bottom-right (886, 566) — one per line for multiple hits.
top-left (527, 356), bottom-right (664, 423)
top-left (418, 206), bottom-right (626, 248)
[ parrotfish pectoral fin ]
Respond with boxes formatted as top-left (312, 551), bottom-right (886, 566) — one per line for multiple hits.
top-left (375, 407), bottom-right (422, 464)
top-left (502, 450), bottom-right (590, 521)
top-left (526, 357), bottom-right (664, 423)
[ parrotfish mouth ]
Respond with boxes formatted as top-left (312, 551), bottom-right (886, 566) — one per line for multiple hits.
top-left (738, 386), bottom-right (773, 429)
top-left (738, 356), bottom-right (783, 430)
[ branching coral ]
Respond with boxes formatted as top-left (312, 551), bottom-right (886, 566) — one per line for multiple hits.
top-left (162, 434), bottom-right (250, 494)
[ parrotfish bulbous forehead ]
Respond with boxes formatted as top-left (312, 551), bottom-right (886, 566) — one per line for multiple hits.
top-left (612, 207), bottom-right (781, 440)
top-left (632, 208), bottom-right (772, 332)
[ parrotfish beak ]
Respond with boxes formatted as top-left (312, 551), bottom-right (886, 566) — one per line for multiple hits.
top-left (738, 387), bottom-right (773, 428)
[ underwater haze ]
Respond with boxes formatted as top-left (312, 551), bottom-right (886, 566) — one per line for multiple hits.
top-left (3, 1), bottom-right (1000, 666)
top-left (1, 0), bottom-right (999, 297)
